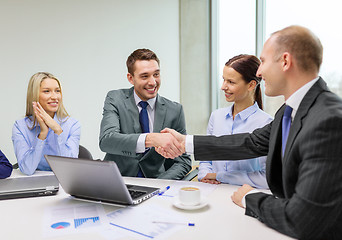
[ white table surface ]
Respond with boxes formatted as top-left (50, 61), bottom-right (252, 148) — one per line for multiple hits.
top-left (0, 170), bottom-right (294, 240)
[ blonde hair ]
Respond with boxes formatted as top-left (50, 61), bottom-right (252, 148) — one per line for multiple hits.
top-left (26, 72), bottom-right (69, 127)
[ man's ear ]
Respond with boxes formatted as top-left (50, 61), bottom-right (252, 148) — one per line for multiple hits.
top-left (282, 52), bottom-right (292, 71)
top-left (127, 73), bottom-right (134, 85)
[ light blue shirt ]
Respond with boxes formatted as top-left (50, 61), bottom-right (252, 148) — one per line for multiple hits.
top-left (12, 115), bottom-right (81, 175)
top-left (198, 102), bottom-right (272, 189)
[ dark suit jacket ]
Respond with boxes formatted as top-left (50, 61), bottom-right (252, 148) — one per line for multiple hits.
top-left (0, 150), bottom-right (13, 179)
top-left (99, 87), bottom-right (191, 180)
top-left (194, 78), bottom-right (342, 239)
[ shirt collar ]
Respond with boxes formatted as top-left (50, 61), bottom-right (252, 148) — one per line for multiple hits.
top-left (226, 105), bottom-right (234, 119)
top-left (226, 102), bottom-right (259, 121)
top-left (286, 77), bottom-right (319, 119)
top-left (133, 90), bottom-right (156, 110)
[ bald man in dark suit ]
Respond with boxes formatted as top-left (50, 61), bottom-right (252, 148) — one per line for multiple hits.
top-left (157, 26), bottom-right (342, 239)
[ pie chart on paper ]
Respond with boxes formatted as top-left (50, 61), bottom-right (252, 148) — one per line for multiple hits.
top-left (51, 222), bottom-right (71, 229)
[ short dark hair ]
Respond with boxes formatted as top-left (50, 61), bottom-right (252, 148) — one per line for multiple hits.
top-left (225, 54), bottom-right (263, 109)
top-left (126, 49), bottom-right (160, 75)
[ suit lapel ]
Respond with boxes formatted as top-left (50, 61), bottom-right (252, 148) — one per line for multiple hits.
top-left (124, 87), bottom-right (142, 133)
top-left (153, 95), bottom-right (166, 133)
top-left (283, 78), bottom-right (328, 163)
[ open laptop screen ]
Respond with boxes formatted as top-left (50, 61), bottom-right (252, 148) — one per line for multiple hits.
top-left (45, 155), bottom-right (159, 205)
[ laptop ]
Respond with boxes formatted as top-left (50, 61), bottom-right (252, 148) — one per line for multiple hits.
top-left (44, 155), bottom-right (160, 205)
top-left (0, 174), bottom-right (59, 200)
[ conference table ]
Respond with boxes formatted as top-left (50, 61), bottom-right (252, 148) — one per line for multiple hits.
top-left (1, 170), bottom-right (294, 240)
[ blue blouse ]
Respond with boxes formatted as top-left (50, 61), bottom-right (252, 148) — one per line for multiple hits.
top-left (12, 115), bottom-right (81, 175)
top-left (198, 102), bottom-right (272, 189)
top-left (0, 150), bottom-right (13, 179)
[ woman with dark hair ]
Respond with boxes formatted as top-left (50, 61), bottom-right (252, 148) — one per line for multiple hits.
top-left (198, 54), bottom-right (272, 188)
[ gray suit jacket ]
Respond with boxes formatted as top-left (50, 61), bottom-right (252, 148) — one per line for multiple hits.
top-left (99, 87), bottom-right (191, 179)
top-left (194, 78), bottom-right (342, 239)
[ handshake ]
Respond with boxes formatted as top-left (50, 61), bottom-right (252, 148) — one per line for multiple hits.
top-left (145, 128), bottom-right (186, 159)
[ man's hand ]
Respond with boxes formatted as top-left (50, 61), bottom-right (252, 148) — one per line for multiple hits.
top-left (154, 128), bottom-right (186, 159)
top-left (161, 128), bottom-right (186, 143)
top-left (231, 184), bottom-right (254, 208)
top-left (146, 133), bottom-right (183, 158)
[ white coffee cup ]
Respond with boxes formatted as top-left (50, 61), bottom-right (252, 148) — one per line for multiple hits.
top-left (178, 186), bottom-right (201, 206)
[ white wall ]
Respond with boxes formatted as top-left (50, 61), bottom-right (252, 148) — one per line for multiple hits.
top-left (0, 0), bottom-right (180, 162)
top-left (180, 0), bottom-right (210, 136)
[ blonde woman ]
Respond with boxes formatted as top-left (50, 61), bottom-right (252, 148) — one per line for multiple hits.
top-left (12, 72), bottom-right (80, 175)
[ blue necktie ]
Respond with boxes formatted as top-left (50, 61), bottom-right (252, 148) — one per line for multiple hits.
top-left (139, 101), bottom-right (149, 133)
top-left (137, 101), bottom-right (149, 177)
top-left (282, 105), bottom-right (293, 157)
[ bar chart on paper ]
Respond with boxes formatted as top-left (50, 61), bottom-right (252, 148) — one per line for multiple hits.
top-left (44, 203), bottom-right (107, 238)
top-left (74, 216), bottom-right (100, 229)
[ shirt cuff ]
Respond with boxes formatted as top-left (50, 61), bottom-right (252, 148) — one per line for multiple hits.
top-left (35, 135), bottom-right (46, 148)
top-left (185, 135), bottom-right (194, 154)
top-left (136, 133), bottom-right (148, 153)
top-left (215, 171), bottom-right (225, 183)
top-left (241, 189), bottom-right (259, 208)
top-left (56, 130), bottom-right (66, 145)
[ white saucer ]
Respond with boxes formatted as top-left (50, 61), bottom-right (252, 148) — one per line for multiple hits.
top-left (173, 198), bottom-right (208, 210)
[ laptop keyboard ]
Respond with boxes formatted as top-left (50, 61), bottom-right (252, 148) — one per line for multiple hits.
top-left (128, 189), bottom-right (146, 199)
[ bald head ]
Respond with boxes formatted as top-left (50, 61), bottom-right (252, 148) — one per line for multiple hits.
top-left (271, 25), bottom-right (323, 73)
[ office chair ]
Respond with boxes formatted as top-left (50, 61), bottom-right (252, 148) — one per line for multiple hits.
top-left (12, 163), bottom-right (19, 169)
top-left (12, 145), bottom-right (93, 170)
top-left (78, 145), bottom-right (93, 160)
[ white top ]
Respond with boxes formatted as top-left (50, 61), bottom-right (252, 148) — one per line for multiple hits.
top-left (286, 77), bottom-right (319, 120)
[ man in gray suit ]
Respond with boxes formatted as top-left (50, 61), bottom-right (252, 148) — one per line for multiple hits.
top-left (157, 26), bottom-right (342, 239)
top-left (99, 48), bottom-right (191, 179)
